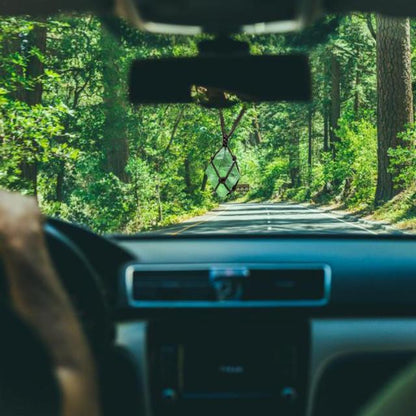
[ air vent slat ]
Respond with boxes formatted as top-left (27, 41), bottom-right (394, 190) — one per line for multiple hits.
top-left (245, 269), bottom-right (325, 301)
top-left (132, 270), bottom-right (214, 301)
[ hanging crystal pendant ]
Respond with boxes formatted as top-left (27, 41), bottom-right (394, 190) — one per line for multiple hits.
top-left (205, 146), bottom-right (241, 198)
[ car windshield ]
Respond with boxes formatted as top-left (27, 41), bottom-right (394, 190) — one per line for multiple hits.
top-left (0, 14), bottom-right (415, 236)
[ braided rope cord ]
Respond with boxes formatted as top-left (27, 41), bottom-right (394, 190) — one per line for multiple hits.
top-left (205, 106), bottom-right (247, 196)
top-left (219, 106), bottom-right (247, 147)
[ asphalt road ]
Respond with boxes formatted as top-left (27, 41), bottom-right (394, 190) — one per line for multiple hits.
top-left (157, 202), bottom-right (390, 236)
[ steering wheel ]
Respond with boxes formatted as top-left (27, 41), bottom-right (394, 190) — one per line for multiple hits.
top-left (0, 222), bottom-right (113, 415)
top-left (43, 222), bottom-right (113, 357)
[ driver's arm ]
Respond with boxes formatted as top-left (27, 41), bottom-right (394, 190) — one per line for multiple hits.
top-left (0, 190), bottom-right (100, 416)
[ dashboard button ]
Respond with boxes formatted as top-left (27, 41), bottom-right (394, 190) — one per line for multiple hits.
top-left (281, 386), bottom-right (298, 403)
top-left (162, 388), bottom-right (178, 401)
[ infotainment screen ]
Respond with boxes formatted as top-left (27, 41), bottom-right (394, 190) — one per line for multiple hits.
top-left (150, 322), bottom-right (308, 416)
top-left (183, 342), bottom-right (284, 397)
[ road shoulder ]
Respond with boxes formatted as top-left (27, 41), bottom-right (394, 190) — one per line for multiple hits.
top-left (299, 202), bottom-right (408, 235)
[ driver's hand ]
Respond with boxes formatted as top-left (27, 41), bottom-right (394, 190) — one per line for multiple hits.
top-left (0, 190), bottom-right (43, 251)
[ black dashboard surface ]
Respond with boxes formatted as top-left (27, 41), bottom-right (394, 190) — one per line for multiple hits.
top-left (114, 235), bottom-right (416, 316)
top-left (99, 234), bottom-right (416, 416)
top-left (110, 235), bottom-right (416, 416)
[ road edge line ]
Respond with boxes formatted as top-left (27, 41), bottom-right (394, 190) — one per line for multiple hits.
top-left (167, 204), bottom-right (229, 236)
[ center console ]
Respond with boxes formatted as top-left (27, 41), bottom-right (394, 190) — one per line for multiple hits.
top-left (117, 263), bottom-right (324, 416)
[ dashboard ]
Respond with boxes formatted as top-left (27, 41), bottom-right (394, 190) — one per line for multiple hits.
top-left (48, 221), bottom-right (416, 416)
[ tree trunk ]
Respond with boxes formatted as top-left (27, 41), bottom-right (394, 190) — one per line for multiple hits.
top-left (184, 157), bottom-right (192, 194)
top-left (201, 174), bottom-right (208, 192)
top-left (156, 183), bottom-right (163, 223)
top-left (308, 109), bottom-right (313, 167)
top-left (105, 133), bottom-right (130, 182)
top-left (289, 134), bottom-right (301, 188)
top-left (21, 163), bottom-right (38, 197)
top-left (375, 15), bottom-right (414, 204)
top-left (21, 22), bottom-right (47, 196)
top-left (25, 24), bottom-right (47, 105)
top-left (323, 104), bottom-right (330, 152)
top-left (249, 106), bottom-right (262, 146)
top-left (101, 30), bottom-right (129, 182)
top-left (307, 108), bottom-right (313, 198)
top-left (330, 54), bottom-right (341, 158)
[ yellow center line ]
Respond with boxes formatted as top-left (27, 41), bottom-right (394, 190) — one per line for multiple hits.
top-left (167, 205), bottom-right (229, 236)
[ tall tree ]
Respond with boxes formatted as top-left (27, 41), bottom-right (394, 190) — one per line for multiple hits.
top-left (21, 21), bottom-right (47, 197)
top-left (323, 104), bottom-right (330, 152)
top-left (101, 28), bottom-right (129, 183)
top-left (289, 132), bottom-right (301, 188)
top-left (329, 53), bottom-right (341, 157)
top-left (375, 15), bottom-right (414, 204)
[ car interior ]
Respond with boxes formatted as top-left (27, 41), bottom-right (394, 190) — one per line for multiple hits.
top-left (1, 1), bottom-right (416, 416)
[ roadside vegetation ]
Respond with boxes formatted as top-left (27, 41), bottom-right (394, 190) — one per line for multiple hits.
top-left (0, 14), bottom-right (415, 233)
top-left (372, 186), bottom-right (416, 231)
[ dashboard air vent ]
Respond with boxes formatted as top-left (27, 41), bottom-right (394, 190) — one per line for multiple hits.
top-left (131, 270), bottom-right (214, 301)
top-left (246, 269), bottom-right (326, 301)
top-left (124, 264), bottom-right (331, 307)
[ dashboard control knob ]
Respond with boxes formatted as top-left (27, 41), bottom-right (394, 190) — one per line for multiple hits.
top-left (281, 386), bottom-right (298, 402)
top-left (162, 388), bottom-right (178, 401)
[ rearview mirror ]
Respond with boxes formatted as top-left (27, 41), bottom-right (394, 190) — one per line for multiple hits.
top-left (129, 55), bottom-right (311, 107)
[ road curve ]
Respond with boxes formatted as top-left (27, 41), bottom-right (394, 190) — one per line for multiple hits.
top-left (155, 202), bottom-right (390, 236)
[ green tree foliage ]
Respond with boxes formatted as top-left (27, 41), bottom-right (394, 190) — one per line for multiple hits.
top-left (389, 125), bottom-right (416, 189)
top-left (0, 14), bottom-right (415, 233)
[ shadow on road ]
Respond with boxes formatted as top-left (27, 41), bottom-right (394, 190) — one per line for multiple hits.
top-left (155, 203), bottom-right (380, 236)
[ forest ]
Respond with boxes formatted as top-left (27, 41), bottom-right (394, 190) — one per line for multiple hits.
top-left (0, 14), bottom-right (415, 234)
